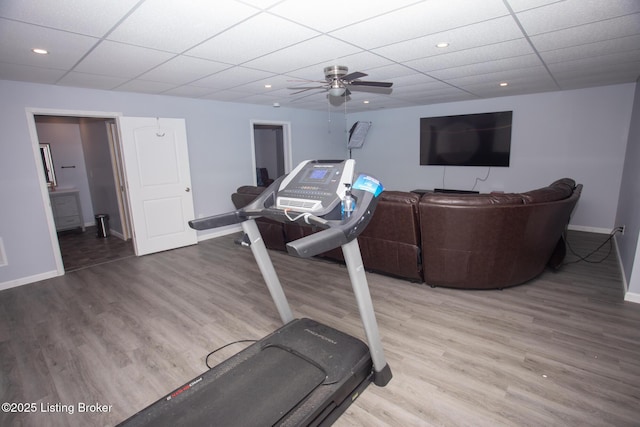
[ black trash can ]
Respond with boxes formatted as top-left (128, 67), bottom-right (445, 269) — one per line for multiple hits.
top-left (95, 214), bottom-right (110, 238)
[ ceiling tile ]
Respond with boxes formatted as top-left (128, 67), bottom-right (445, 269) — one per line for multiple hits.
top-left (57, 71), bottom-right (129, 90)
top-left (191, 66), bottom-right (276, 90)
top-left (162, 85), bottom-right (215, 98)
top-left (109, 0), bottom-right (260, 53)
top-left (450, 66), bottom-right (558, 95)
top-left (0, 19), bottom-right (98, 69)
top-left (505, 0), bottom-right (563, 13)
top-left (329, 0), bottom-right (511, 49)
top-left (529, 14), bottom-right (640, 52)
top-left (1, 0), bottom-right (638, 110)
top-left (406, 39), bottom-right (535, 74)
top-left (234, 74), bottom-right (297, 94)
top-left (330, 52), bottom-right (396, 74)
top-left (185, 13), bottom-right (319, 64)
top-left (540, 34), bottom-right (640, 64)
top-left (115, 79), bottom-right (178, 94)
top-left (0, 62), bottom-right (66, 84)
top-left (73, 41), bottom-right (175, 78)
top-left (554, 62), bottom-right (640, 89)
top-left (242, 35), bottom-right (361, 74)
top-left (373, 16), bottom-right (524, 63)
top-left (516, 0), bottom-right (640, 36)
top-left (548, 50), bottom-right (640, 76)
top-left (362, 64), bottom-right (424, 81)
top-left (428, 54), bottom-right (542, 81)
top-left (139, 56), bottom-right (232, 85)
top-left (268, 0), bottom-right (419, 33)
top-left (0, 0), bottom-right (139, 37)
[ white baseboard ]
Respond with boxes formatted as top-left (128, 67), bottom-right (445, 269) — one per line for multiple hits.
top-left (196, 225), bottom-right (242, 242)
top-left (0, 269), bottom-right (60, 292)
top-left (568, 225), bottom-right (612, 234)
top-left (624, 292), bottom-right (640, 304)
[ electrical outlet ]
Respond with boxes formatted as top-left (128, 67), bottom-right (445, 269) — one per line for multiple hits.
top-left (621, 225), bottom-right (625, 235)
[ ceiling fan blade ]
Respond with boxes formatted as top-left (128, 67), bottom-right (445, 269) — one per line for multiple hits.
top-left (342, 71), bottom-right (367, 81)
top-left (349, 80), bottom-right (393, 88)
top-left (348, 85), bottom-right (393, 95)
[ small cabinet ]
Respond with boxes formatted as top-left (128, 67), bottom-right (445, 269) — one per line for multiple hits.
top-left (50, 189), bottom-right (85, 232)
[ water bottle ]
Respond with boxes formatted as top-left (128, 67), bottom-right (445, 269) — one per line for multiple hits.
top-left (341, 184), bottom-right (356, 219)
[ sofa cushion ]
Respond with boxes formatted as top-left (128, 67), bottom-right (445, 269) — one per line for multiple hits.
top-left (550, 178), bottom-right (576, 192)
top-left (521, 185), bottom-right (571, 204)
top-left (421, 192), bottom-right (524, 206)
top-left (361, 191), bottom-right (421, 245)
top-left (232, 186), bottom-right (266, 209)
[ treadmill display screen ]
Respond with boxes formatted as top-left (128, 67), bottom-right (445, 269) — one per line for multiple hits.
top-left (309, 169), bottom-right (328, 180)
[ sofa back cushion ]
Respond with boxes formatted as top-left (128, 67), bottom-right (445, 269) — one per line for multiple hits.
top-left (421, 192), bottom-right (524, 206)
top-left (232, 186), bottom-right (266, 209)
top-left (521, 178), bottom-right (576, 204)
top-left (361, 191), bottom-right (421, 244)
top-left (358, 191), bottom-right (423, 281)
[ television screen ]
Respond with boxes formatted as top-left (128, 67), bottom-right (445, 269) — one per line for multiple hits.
top-left (420, 111), bottom-right (512, 167)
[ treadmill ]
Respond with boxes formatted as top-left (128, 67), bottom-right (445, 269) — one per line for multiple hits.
top-left (118, 159), bottom-right (392, 427)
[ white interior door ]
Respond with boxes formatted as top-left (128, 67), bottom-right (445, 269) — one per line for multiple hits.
top-left (118, 117), bottom-right (197, 256)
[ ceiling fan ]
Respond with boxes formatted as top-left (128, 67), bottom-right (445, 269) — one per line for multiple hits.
top-left (290, 65), bottom-right (393, 98)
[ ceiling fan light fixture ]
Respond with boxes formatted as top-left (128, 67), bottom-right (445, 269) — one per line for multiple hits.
top-left (328, 82), bottom-right (346, 97)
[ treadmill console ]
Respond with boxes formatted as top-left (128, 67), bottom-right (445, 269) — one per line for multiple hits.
top-left (276, 159), bottom-right (355, 216)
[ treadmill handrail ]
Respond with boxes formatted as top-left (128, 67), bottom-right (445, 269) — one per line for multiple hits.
top-left (188, 210), bottom-right (245, 230)
top-left (188, 173), bottom-right (380, 258)
top-left (285, 188), bottom-right (378, 258)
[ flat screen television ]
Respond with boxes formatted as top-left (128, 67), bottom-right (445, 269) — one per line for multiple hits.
top-left (420, 111), bottom-right (512, 167)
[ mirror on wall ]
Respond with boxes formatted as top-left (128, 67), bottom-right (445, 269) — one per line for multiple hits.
top-left (39, 143), bottom-right (57, 188)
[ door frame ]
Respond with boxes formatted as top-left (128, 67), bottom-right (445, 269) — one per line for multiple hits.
top-left (25, 107), bottom-right (123, 275)
top-left (250, 120), bottom-right (292, 185)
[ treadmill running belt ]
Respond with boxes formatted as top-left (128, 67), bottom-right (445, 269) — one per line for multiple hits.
top-left (127, 346), bottom-right (326, 427)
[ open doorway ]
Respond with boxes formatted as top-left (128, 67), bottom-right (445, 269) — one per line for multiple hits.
top-left (30, 112), bottom-right (133, 272)
top-left (251, 121), bottom-right (292, 186)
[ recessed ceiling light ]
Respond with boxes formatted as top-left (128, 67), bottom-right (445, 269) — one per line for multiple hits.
top-left (264, 84), bottom-right (272, 88)
top-left (499, 82), bottom-right (509, 87)
top-left (32, 48), bottom-right (49, 55)
top-left (363, 100), bottom-right (370, 104)
top-left (436, 42), bottom-right (449, 48)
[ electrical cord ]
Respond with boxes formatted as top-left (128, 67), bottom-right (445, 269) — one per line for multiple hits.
top-left (205, 339), bottom-right (257, 369)
top-left (563, 226), bottom-right (624, 265)
top-left (471, 168), bottom-right (492, 191)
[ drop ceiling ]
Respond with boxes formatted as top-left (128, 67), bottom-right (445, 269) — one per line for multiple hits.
top-left (1, 0), bottom-right (639, 112)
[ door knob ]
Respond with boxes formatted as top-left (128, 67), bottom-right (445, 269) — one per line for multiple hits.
top-left (185, 187), bottom-right (191, 192)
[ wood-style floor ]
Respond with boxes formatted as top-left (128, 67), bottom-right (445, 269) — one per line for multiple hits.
top-left (57, 226), bottom-right (135, 272)
top-left (1, 230), bottom-right (639, 426)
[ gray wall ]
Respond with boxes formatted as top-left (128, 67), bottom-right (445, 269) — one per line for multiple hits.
top-left (79, 118), bottom-right (122, 235)
top-left (0, 79), bottom-right (345, 289)
top-left (35, 116), bottom-right (95, 225)
top-left (348, 83), bottom-right (635, 232)
top-left (616, 79), bottom-right (640, 298)
top-left (1, 78), bottom-right (637, 296)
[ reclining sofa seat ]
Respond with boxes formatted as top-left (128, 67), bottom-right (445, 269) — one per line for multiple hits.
top-left (357, 191), bottom-right (422, 281)
top-left (231, 186), bottom-right (423, 281)
top-left (418, 178), bottom-right (582, 289)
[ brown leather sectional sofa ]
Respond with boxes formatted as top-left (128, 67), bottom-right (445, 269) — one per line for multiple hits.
top-left (231, 178), bottom-right (581, 289)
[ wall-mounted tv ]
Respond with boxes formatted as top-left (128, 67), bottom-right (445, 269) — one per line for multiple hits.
top-left (420, 111), bottom-right (512, 167)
